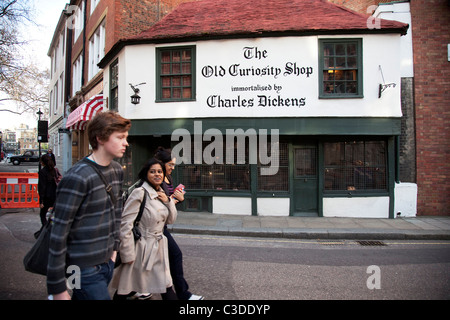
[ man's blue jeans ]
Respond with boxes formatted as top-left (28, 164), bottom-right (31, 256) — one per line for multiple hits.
top-left (72, 259), bottom-right (115, 300)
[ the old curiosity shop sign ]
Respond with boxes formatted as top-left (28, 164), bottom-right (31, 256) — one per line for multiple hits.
top-left (201, 46), bottom-right (313, 110)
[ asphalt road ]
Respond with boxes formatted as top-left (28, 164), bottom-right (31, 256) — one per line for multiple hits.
top-left (0, 161), bottom-right (40, 173)
top-left (2, 207), bottom-right (449, 301)
top-left (174, 233), bottom-right (450, 300)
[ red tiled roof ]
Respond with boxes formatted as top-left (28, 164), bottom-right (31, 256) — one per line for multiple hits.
top-left (99, 0), bottom-right (408, 67)
top-left (132, 0), bottom-right (408, 41)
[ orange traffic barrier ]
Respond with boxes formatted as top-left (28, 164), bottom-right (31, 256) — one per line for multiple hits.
top-left (0, 173), bottom-right (40, 209)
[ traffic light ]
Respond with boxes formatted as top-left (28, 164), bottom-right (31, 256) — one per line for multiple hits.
top-left (38, 120), bottom-right (48, 142)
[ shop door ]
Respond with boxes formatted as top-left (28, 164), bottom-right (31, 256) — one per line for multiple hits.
top-left (292, 144), bottom-right (318, 216)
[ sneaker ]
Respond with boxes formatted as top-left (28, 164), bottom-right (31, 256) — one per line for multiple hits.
top-left (189, 294), bottom-right (204, 300)
top-left (135, 292), bottom-right (153, 300)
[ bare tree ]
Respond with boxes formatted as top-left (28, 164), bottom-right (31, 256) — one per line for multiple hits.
top-left (0, 0), bottom-right (47, 117)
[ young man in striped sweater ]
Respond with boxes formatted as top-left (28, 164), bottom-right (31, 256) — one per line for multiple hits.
top-left (47, 111), bottom-right (131, 300)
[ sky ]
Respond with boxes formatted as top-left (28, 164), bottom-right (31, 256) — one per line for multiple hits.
top-left (0, 0), bottom-right (69, 131)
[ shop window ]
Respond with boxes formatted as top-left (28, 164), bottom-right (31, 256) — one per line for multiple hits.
top-left (258, 142), bottom-right (289, 192)
top-left (178, 140), bottom-right (249, 191)
top-left (324, 140), bottom-right (387, 192)
top-left (156, 46), bottom-right (196, 102)
top-left (319, 39), bottom-right (363, 98)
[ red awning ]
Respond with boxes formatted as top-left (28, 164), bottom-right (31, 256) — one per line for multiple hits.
top-left (66, 95), bottom-right (104, 130)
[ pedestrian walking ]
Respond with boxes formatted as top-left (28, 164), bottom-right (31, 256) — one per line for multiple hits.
top-left (47, 149), bottom-right (56, 165)
top-left (36, 154), bottom-right (58, 237)
top-left (46, 111), bottom-right (131, 300)
top-left (155, 147), bottom-right (204, 300)
top-left (111, 158), bottom-right (178, 300)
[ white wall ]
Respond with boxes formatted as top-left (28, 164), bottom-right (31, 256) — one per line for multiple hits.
top-left (257, 198), bottom-right (290, 216)
top-left (213, 197), bottom-right (252, 215)
top-left (394, 182), bottom-right (417, 217)
top-left (105, 34), bottom-right (403, 121)
top-left (323, 197), bottom-right (390, 218)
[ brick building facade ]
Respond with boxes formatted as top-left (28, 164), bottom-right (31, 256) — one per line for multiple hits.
top-left (329, 0), bottom-right (449, 216)
top-left (410, 0), bottom-right (450, 216)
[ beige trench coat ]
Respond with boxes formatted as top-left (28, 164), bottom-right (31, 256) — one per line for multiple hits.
top-left (111, 182), bottom-right (177, 294)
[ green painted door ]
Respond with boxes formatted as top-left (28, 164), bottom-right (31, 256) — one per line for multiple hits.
top-left (292, 144), bottom-right (318, 216)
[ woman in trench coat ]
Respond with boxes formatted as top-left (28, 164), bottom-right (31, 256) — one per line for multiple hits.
top-left (111, 158), bottom-right (178, 299)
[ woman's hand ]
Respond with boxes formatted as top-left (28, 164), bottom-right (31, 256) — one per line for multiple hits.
top-left (157, 191), bottom-right (169, 204)
top-left (172, 190), bottom-right (185, 202)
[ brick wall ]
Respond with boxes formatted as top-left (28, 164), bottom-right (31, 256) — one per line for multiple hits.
top-left (116, 0), bottom-right (196, 49)
top-left (411, 0), bottom-right (450, 215)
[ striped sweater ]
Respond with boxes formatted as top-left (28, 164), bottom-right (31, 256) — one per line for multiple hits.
top-left (47, 157), bottom-right (124, 295)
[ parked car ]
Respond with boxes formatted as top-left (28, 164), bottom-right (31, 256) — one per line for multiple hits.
top-left (10, 150), bottom-right (41, 165)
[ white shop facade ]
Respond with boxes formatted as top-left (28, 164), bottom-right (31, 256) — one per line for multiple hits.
top-left (99, 10), bottom-right (410, 218)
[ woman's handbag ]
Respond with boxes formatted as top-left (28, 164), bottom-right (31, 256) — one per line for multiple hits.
top-left (23, 213), bottom-right (53, 276)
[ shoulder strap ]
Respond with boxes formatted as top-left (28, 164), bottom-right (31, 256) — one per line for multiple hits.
top-left (82, 158), bottom-right (117, 205)
top-left (134, 188), bottom-right (148, 225)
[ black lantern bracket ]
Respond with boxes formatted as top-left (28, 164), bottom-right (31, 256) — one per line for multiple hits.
top-left (378, 65), bottom-right (396, 98)
top-left (129, 82), bottom-right (146, 105)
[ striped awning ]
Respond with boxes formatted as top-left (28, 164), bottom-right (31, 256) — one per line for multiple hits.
top-left (66, 95), bottom-right (104, 130)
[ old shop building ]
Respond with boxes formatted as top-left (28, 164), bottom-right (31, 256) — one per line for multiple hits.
top-left (99, 0), bottom-right (411, 218)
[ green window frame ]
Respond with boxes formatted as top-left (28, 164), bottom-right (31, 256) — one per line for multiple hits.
top-left (109, 59), bottom-right (118, 111)
top-left (156, 46), bottom-right (196, 102)
top-left (319, 39), bottom-right (363, 98)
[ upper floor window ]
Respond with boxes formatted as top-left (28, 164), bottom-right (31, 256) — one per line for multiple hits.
top-left (72, 54), bottom-right (83, 96)
top-left (88, 20), bottom-right (105, 80)
top-left (110, 59), bottom-right (119, 111)
top-left (72, 1), bottom-right (84, 42)
top-left (156, 46), bottom-right (195, 102)
top-left (319, 39), bottom-right (363, 98)
top-left (90, 0), bottom-right (100, 15)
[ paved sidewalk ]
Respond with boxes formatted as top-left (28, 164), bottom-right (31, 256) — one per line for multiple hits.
top-left (168, 211), bottom-right (450, 240)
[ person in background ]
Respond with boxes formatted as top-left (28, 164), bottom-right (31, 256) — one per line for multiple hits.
top-left (47, 148), bottom-right (56, 165)
top-left (36, 154), bottom-right (57, 237)
top-left (47, 111), bottom-right (131, 300)
top-left (155, 147), bottom-right (204, 300)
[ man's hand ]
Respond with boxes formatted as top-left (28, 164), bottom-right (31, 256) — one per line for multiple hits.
top-left (52, 290), bottom-right (71, 300)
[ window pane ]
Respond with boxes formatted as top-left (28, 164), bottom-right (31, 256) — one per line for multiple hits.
top-left (161, 63), bottom-right (171, 74)
top-left (173, 87), bottom-right (181, 99)
top-left (347, 56), bottom-right (357, 68)
top-left (182, 88), bottom-right (192, 99)
top-left (182, 62), bottom-right (191, 73)
top-left (172, 77), bottom-right (181, 86)
top-left (347, 43), bottom-right (356, 55)
top-left (161, 51), bottom-right (171, 63)
top-left (182, 75), bottom-right (191, 87)
top-left (162, 76), bottom-right (171, 87)
top-left (324, 43), bottom-right (334, 56)
top-left (162, 88), bottom-right (171, 98)
top-left (336, 44), bottom-right (345, 55)
top-left (182, 50), bottom-right (191, 61)
top-left (172, 63), bottom-right (181, 74)
top-left (324, 141), bottom-right (387, 191)
top-left (172, 51), bottom-right (181, 62)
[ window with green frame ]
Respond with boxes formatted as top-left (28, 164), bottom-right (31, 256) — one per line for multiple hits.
top-left (323, 140), bottom-right (387, 192)
top-left (156, 46), bottom-right (195, 102)
top-left (109, 59), bottom-right (118, 111)
top-left (319, 39), bottom-right (363, 98)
